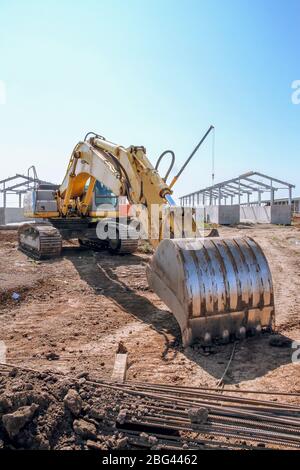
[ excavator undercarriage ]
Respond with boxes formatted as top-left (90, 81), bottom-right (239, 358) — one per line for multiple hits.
top-left (18, 219), bottom-right (139, 259)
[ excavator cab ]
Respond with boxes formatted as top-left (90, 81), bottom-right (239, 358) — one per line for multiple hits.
top-left (94, 181), bottom-right (118, 208)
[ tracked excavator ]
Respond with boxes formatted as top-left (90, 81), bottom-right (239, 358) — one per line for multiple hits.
top-left (18, 128), bottom-right (275, 346)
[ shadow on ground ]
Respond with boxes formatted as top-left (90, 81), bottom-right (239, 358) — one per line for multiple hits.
top-left (64, 247), bottom-right (180, 360)
top-left (184, 333), bottom-right (294, 385)
top-left (65, 246), bottom-right (293, 385)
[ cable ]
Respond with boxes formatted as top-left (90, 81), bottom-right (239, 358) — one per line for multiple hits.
top-left (106, 151), bottom-right (133, 203)
top-left (216, 341), bottom-right (237, 388)
top-left (84, 131), bottom-right (106, 142)
top-left (155, 150), bottom-right (176, 183)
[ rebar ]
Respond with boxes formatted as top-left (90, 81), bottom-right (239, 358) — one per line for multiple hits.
top-left (1, 361), bottom-right (299, 450)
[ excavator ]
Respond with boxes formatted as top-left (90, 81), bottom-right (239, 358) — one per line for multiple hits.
top-left (18, 128), bottom-right (275, 347)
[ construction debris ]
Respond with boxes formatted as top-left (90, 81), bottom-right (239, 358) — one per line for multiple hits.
top-left (1, 363), bottom-right (300, 450)
top-left (187, 407), bottom-right (209, 424)
top-left (63, 389), bottom-right (82, 416)
top-left (2, 403), bottom-right (39, 439)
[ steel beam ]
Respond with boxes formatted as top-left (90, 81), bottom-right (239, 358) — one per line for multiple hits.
top-left (243, 177), bottom-right (272, 190)
top-left (254, 171), bottom-right (295, 188)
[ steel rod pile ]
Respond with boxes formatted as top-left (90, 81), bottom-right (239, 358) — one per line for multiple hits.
top-left (1, 362), bottom-right (300, 449)
top-left (103, 380), bottom-right (300, 449)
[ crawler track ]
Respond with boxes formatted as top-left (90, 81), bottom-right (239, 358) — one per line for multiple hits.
top-left (18, 223), bottom-right (62, 259)
top-left (79, 237), bottom-right (139, 254)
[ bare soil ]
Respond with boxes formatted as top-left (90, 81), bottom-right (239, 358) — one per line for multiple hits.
top-left (0, 225), bottom-right (300, 399)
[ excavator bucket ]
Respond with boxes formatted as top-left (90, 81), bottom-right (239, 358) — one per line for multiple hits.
top-left (146, 237), bottom-right (274, 347)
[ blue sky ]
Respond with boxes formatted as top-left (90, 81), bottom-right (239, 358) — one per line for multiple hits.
top-left (0, 0), bottom-right (299, 205)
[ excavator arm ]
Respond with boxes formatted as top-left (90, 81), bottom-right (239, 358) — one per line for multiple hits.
top-left (58, 136), bottom-right (188, 248)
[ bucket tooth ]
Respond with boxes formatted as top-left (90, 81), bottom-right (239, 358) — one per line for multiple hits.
top-left (204, 332), bottom-right (212, 345)
top-left (237, 326), bottom-right (247, 340)
top-left (222, 329), bottom-right (230, 344)
top-left (146, 236), bottom-right (275, 347)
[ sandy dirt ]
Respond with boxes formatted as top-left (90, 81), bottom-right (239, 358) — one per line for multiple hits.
top-left (0, 225), bottom-right (300, 401)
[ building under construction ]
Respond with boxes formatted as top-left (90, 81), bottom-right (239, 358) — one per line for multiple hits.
top-left (180, 171), bottom-right (297, 225)
top-left (0, 166), bottom-right (54, 225)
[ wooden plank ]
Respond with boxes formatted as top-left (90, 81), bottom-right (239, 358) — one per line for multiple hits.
top-left (0, 341), bottom-right (7, 364)
top-left (111, 353), bottom-right (128, 383)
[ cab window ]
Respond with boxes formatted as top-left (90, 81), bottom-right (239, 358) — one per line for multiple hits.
top-left (94, 181), bottom-right (118, 208)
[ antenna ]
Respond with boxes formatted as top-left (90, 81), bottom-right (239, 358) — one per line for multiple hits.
top-left (169, 125), bottom-right (214, 189)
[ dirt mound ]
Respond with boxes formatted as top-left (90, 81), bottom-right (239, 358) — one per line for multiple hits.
top-left (0, 230), bottom-right (18, 244)
top-left (0, 368), bottom-right (147, 450)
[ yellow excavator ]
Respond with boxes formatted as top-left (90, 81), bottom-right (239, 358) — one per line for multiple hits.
top-left (18, 129), bottom-right (275, 346)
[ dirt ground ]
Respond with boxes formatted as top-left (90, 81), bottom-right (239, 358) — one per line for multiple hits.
top-left (0, 225), bottom-right (300, 402)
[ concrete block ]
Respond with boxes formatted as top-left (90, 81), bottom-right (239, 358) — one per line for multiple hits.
top-left (240, 206), bottom-right (270, 224)
top-left (0, 207), bottom-right (26, 225)
top-left (205, 205), bottom-right (240, 225)
top-left (270, 205), bottom-right (291, 225)
top-left (240, 205), bottom-right (292, 225)
top-left (0, 209), bottom-right (5, 225)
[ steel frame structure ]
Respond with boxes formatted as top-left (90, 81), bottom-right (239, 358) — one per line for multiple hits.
top-left (179, 171), bottom-right (295, 207)
top-left (0, 166), bottom-right (53, 208)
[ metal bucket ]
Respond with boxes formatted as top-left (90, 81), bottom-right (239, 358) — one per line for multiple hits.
top-left (147, 237), bottom-right (275, 347)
